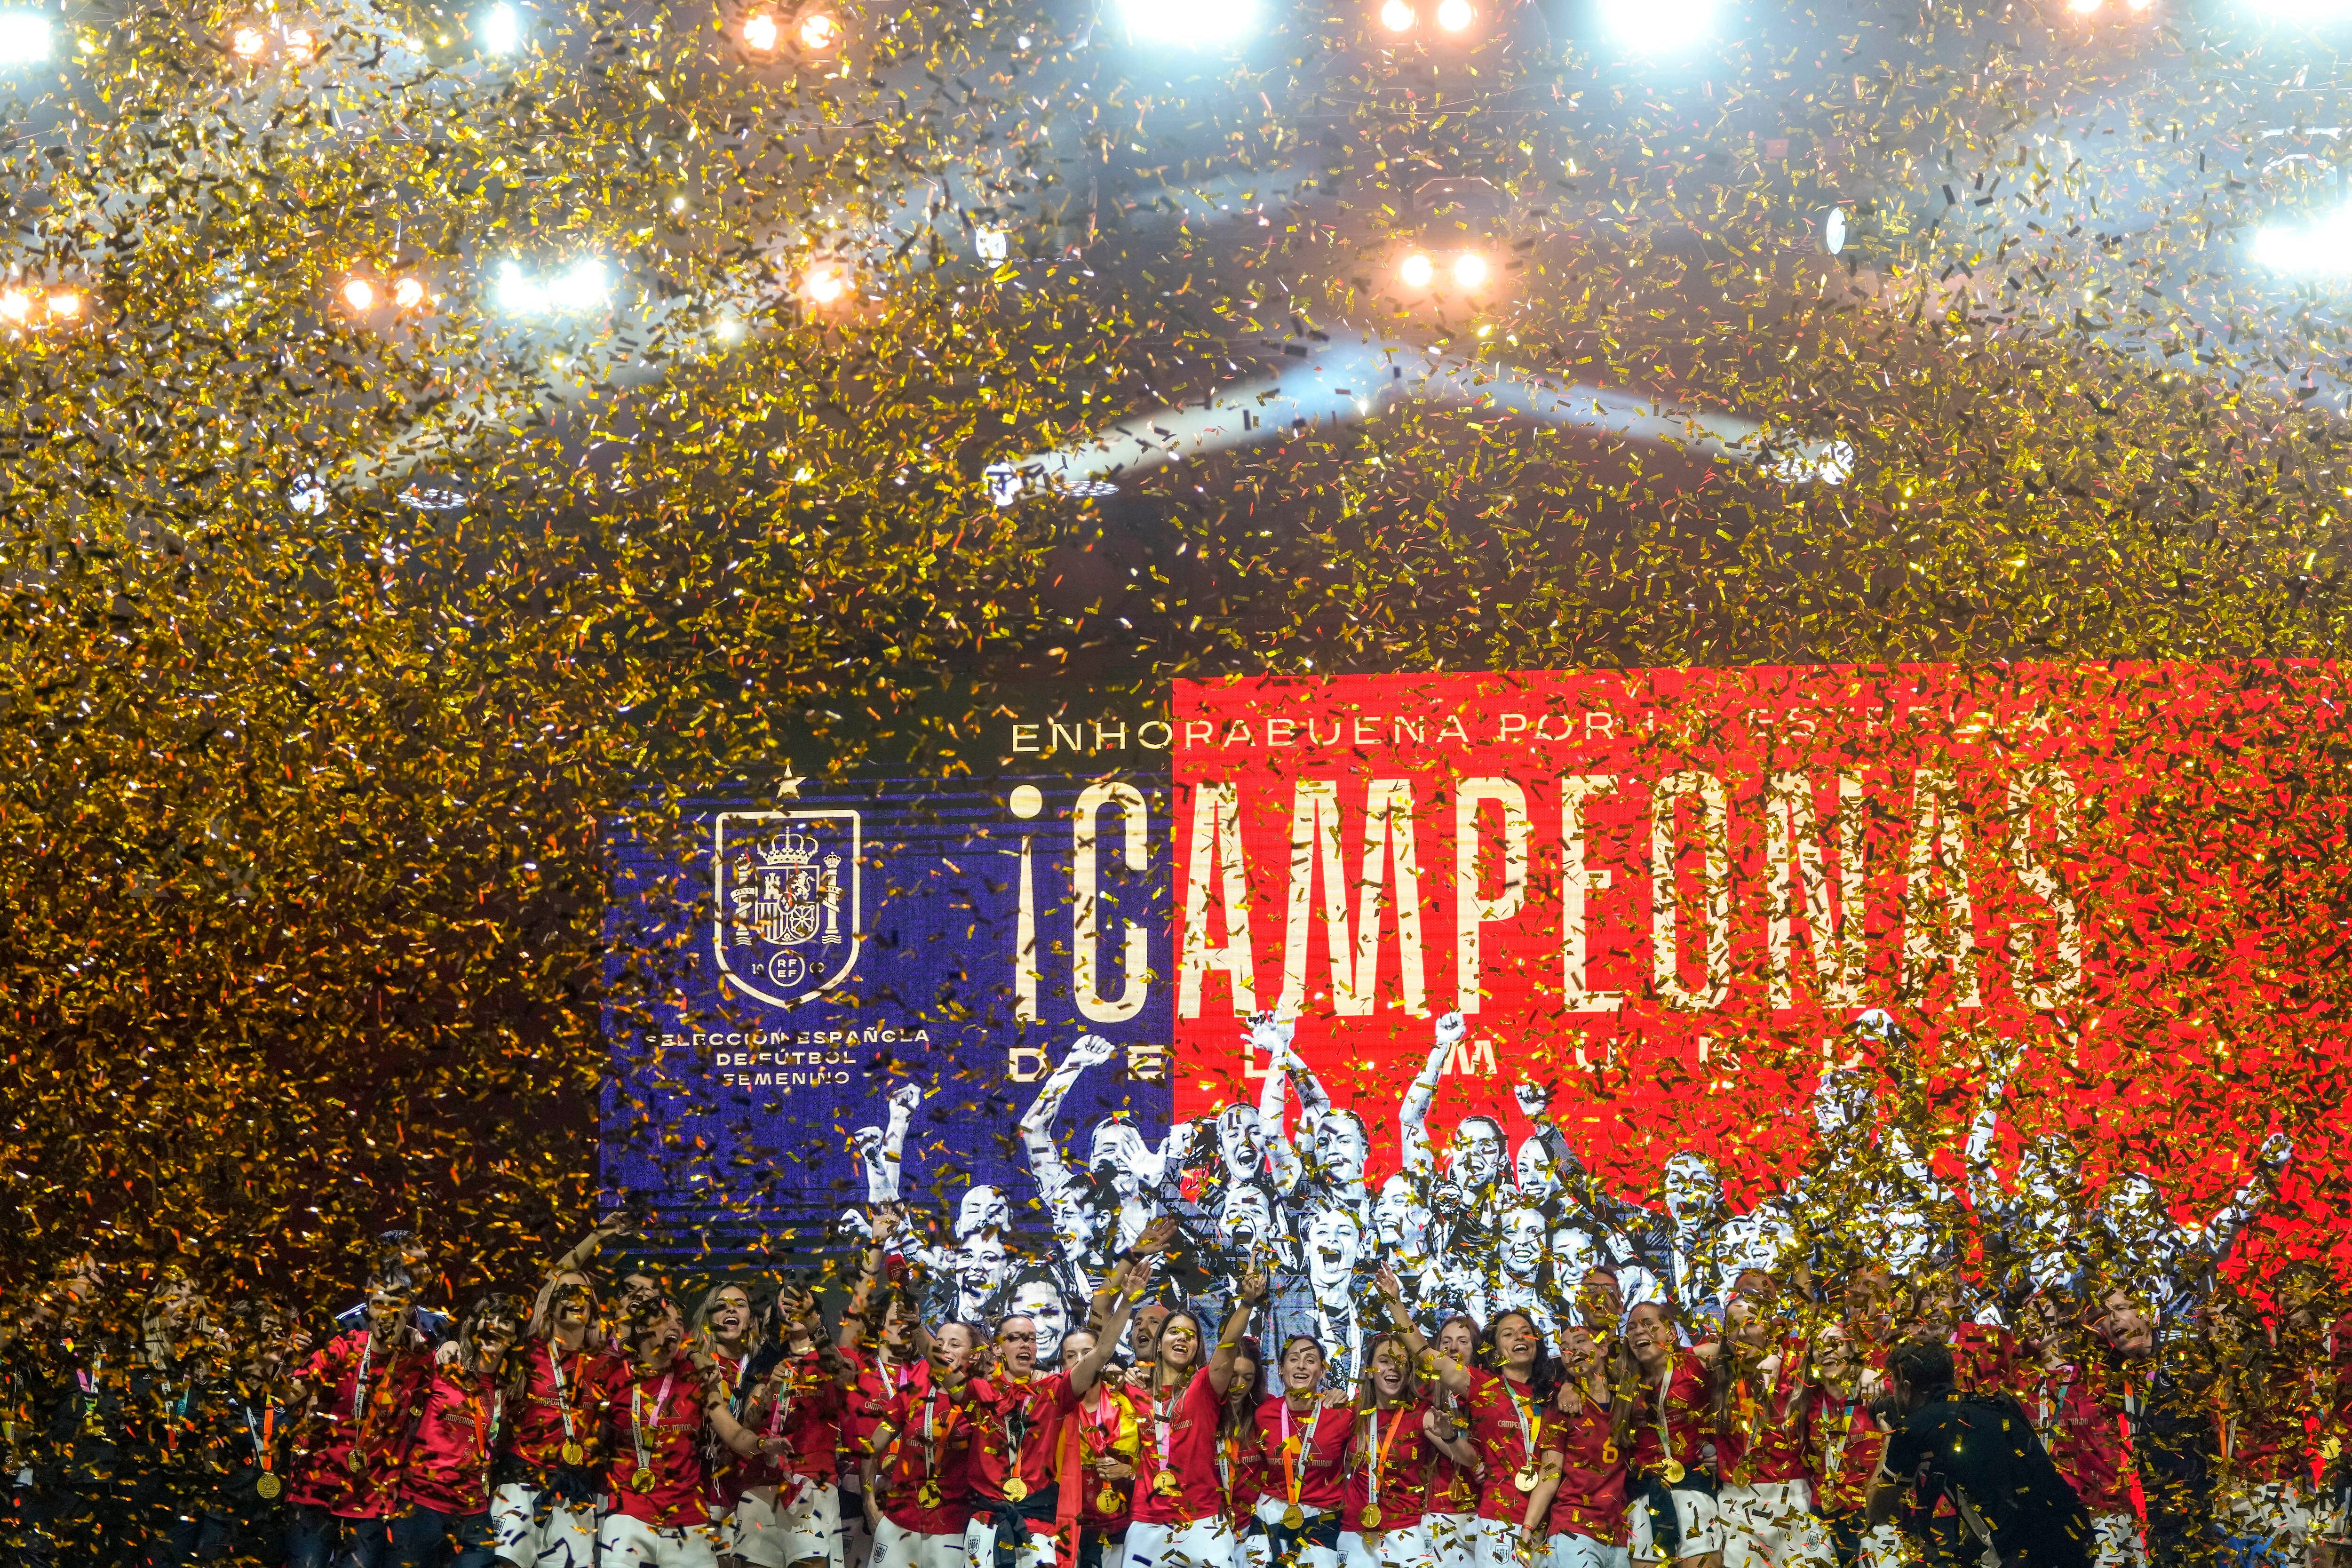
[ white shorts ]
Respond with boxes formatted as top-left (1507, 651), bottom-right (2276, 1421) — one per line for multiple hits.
top-left (2091, 1512), bottom-right (2148, 1568)
top-left (490, 1481), bottom-right (597, 1568)
top-left (1423, 1513), bottom-right (1477, 1568)
top-left (1549, 1537), bottom-right (1632, 1568)
top-left (598, 1512), bottom-right (723, 1568)
top-left (1716, 1480), bottom-right (1831, 1568)
top-left (2226, 1483), bottom-right (2313, 1566)
top-left (872, 1518), bottom-right (971, 1568)
top-left (1121, 1517), bottom-right (1241, 1568)
top-left (1849, 1523), bottom-right (1904, 1568)
top-left (965, 1513), bottom-right (1058, 1568)
top-left (1468, 1516), bottom-right (1538, 1568)
top-left (1627, 1488), bottom-right (1721, 1564)
top-left (1341, 1526), bottom-right (1435, 1568)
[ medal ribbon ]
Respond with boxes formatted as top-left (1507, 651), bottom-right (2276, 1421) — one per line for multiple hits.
top-left (1652, 1365), bottom-right (1676, 1473)
top-left (632, 1371), bottom-right (676, 1488)
top-left (243, 1404), bottom-right (276, 1475)
top-left (470, 1381), bottom-right (505, 1481)
top-left (1153, 1385), bottom-right (1174, 1478)
top-left (352, 1337), bottom-right (373, 1424)
top-left (547, 1343), bottom-right (579, 1449)
top-left (1365, 1404), bottom-right (1406, 1515)
top-left (1279, 1397), bottom-right (1326, 1512)
top-left (1501, 1372), bottom-right (1537, 1472)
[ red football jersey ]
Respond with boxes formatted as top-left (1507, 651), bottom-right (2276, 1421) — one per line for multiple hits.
top-left (291, 1330), bottom-right (428, 1518)
top-left (1463, 1369), bottom-right (1549, 1522)
top-left (1253, 1395), bottom-right (1355, 1515)
top-left (1542, 1396), bottom-right (1629, 1546)
top-left (598, 1359), bottom-right (715, 1528)
top-left (502, 1337), bottom-right (605, 1478)
top-left (1626, 1351), bottom-right (1712, 1481)
top-left (397, 1362), bottom-right (505, 1517)
top-left (1341, 1401), bottom-right (1431, 1534)
top-left (965, 1371), bottom-right (1080, 1503)
top-left (873, 1385), bottom-right (971, 1536)
top-left (1129, 1369), bottom-right (1232, 1528)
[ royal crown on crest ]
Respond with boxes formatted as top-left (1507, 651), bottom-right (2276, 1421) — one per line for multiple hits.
top-left (756, 826), bottom-right (823, 868)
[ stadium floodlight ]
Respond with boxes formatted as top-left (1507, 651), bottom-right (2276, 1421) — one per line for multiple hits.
top-left (391, 277), bottom-right (426, 310)
top-left (1119, 0), bottom-right (1256, 44)
top-left (742, 11), bottom-right (779, 49)
top-left (801, 263), bottom-right (850, 304)
top-left (0, 12), bottom-right (50, 64)
top-left (495, 258), bottom-right (613, 315)
top-left (1399, 252), bottom-right (1436, 287)
top-left (799, 12), bottom-right (841, 47)
top-left (1435, 0), bottom-right (1472, 28)
top-left (341, 278), bottom-right (376, 311)
top-left (1453, 252), bottom-right (1488, 288)
top-left (231, 24), bottom-right (268, 57)
top-left (2252, 206), bottom-right (2352, 277)
top-left (479, 3), bottom-right (522, 52)
top-left (1379, 0), bottom-right (1414, 27)
top-left (1597, 0), bottom-right (1713, 50)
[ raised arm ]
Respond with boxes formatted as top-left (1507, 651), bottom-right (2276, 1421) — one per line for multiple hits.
top-left (1252, 1013), bottom-right (1304, 1194)
top-left (1374, 1262), bottom-right (1468, 1394)
top-left (1019, 1035), bottom-right (1119, 1197)
top-left (1207, 1266), bottom-right (1269, 1397)
top-left (548, 1217), bottom-right (628, 1279)
top-left (1400, 1012), bottom-right (1467, 1176)
top-left (1073, 1256), bottom-right (1154, 1396)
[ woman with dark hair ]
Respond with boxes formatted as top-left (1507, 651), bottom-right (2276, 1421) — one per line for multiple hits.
top-left (693, 1282), bottom-right (763, 1568)
top-left (1620, 1300), bottom-right (1717, 1568)
top-left (1415, 1314), bottom-right (1484, 1568)
top-left (1250, 1335), bottom-right (1354, 1568)
top-left (1374, 1269), bottom-right (1554, 1568)
top-left (1122, 1267), bottom-right (1266, 1568)
top-left (1524, 1321), bottom-right (1630, 1568)
top-left (1337, 1331), bottom-right (1436, 1568)
top-left (287, 1266), bottom-right (431, 1568)
top-left (389, 1294), bottom-right (526, 1568)
top-left (494, 1266), bottom-right (607, 1568)
top-left (861, 1321), bottom-right (982, 1568)
top-left (1708, 1292), bottom-right (1828, 1568)
top-left (1216, 1333), bottom-right (1264, 1563)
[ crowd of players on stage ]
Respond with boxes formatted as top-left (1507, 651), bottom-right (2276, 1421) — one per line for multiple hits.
top-left (0, 1011), bottom-right (2343, 1568)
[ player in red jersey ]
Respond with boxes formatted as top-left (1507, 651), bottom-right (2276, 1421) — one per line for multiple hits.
top-left (1249, 1334), bottom-right (1356, 1568)
top-left (1058, 1325), bottom-right (1142, 1568)
top-left (1412, 1316), bottom-right (1483, 1568)
top-left (960, 1249), bottom-right (1156, 1568)
top-left (1337, 1330), bottom-right (1437, 1568)
top-left (287, 1266), bottom-right (434, 1568)
top-left (1123, 1266), bottom-right (1267, 1568)
top-left (743, 1283), bottom-right (857, 1568)
top-left (862, 1322), bottom-right (984, 1568)
top-left (593, 1295), bottom-right (794, 1568)
top-left (389, 1294), bottom-right (526, 1568)
top-left (1526, 1321), bottom-right (1629, 1568)
top-left (1376, 1277), bottom-right (1553, 1568)
top-left (1621, 1300), bottom-right (1718, 1568)
top-left (494, 1267), bottom-right (609, 1568)
top-left (1708, 1291), bottom-right (1828, 1568)
top-left (1807, 1321), bottom-right (1895, 1568)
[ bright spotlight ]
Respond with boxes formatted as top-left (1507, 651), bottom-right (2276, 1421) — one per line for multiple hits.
top-left (392, 276), bottom-right (426, 309)
top-left (798, 11), bottom-right (841, 47)
top-left (1120, 0), bottom-right (1256, 44)
top-left (1453, 251), bottom-right (1488, 288)
top-left (341, 278), bottom-right (376, 310)
top-left (1597, 0), bottom-right (1713, 50)
top-left (480, 3), bottom-right (522, 51)
top-left (2066, 0), bottom-right (2101, 13)
top-left (0, 290), bottom-right (28, 323)
top-left (1379, 0), bottom-right (1414, 27)
top-left (283, 25), bottom-right (315, 58)
top-left (1399, 252), bottom-right (1435, 288)
top-left (0, 12), bottom-right (51, 63)
top-left (742, 11), bottom-right (779, 48)
top-left (231, 24), bottom-right (268, 57)
top-left (802, 264), bottom-right (849, 304)
top-left (497, 258), bottom-right (613, 315)
top-left (1435, 0), bottom-right (1472, 28)
top-left (1823, 206), bottom-right (1848, 255)
top-left (2252, 206), bottom-right (2352, 277)
top-left (47, 290), bottom-right (81, 319)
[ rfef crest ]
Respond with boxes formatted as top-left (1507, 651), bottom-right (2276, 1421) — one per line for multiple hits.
top-left (712, 809), bottom-right (863, 1007)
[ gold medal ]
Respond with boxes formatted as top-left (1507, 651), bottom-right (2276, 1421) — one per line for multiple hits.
top-left (1360, 1504), bottom-right (1383, 1530)
top-left (1282, 1504), bottom-right (1305, 1529)
top-left (254, 1472), bottom-right (282, 1499)
top-left (917, 1480), bottom-right (943, 1509)
top-left (561, 1440), bottom-right (586, 1466)
top-left (1153, 1468), bottom-right (1180, 1496)
top-left (1513, 1465), bottom-right (1539, 1492)
top-left (374, 1390), bottom-right (396, 1409)
top-left (1096, 1485), bottom-right (1122, 1514)
top-left (1002, 1476), bottom-right (1029, 1502)
top-left (1663, 1458), bottom-right (1685, 1485)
